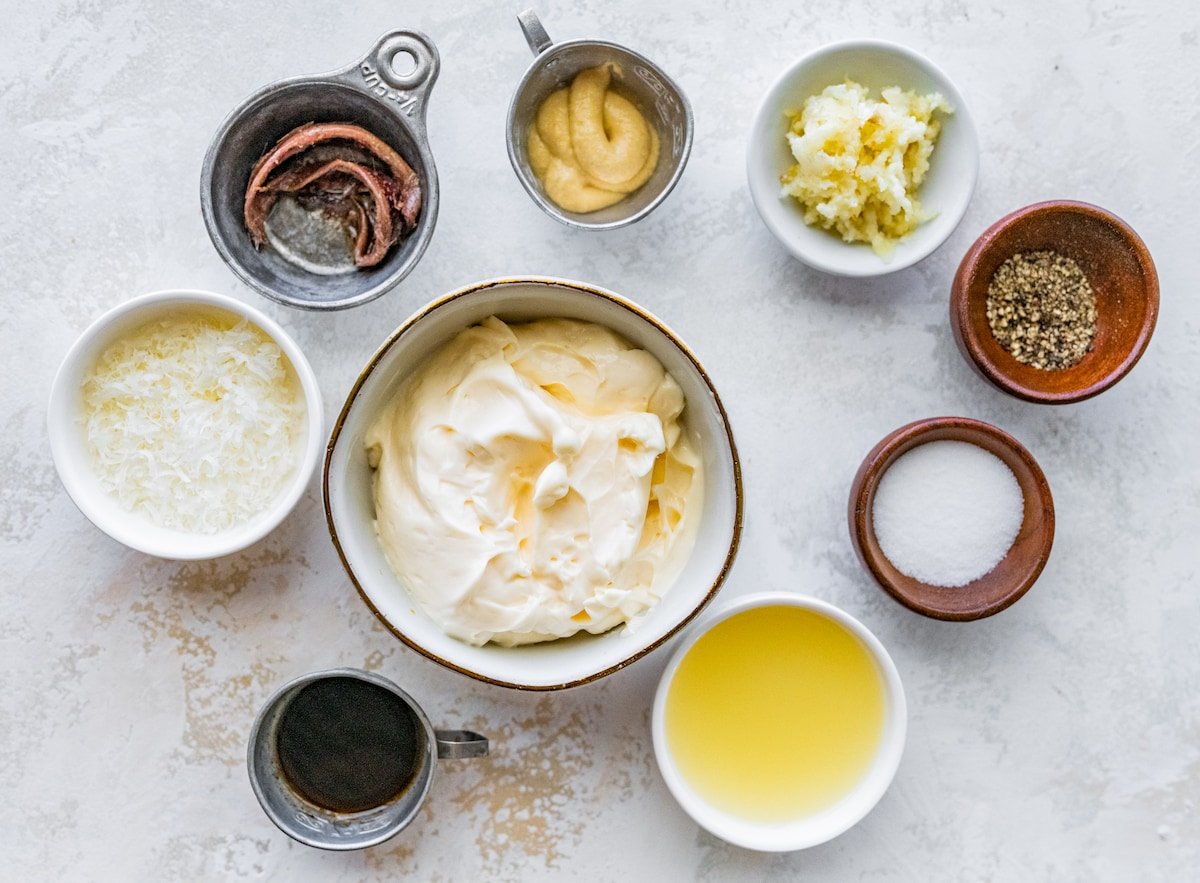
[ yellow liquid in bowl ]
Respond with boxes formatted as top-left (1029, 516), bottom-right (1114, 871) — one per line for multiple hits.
top-left (665, 605), bottom-right (886, 822)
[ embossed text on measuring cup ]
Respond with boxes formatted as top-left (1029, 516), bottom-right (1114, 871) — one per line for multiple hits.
top-left (360, 63), bottom-right (418, 114)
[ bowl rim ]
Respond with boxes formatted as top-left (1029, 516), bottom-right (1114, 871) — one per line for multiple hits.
top-left (200, 61), bottom-right (441, 312)
top-left (505, 38), bottom-right (695, 231)
top-left (323, 275), bottom-right (743, 690)
top-left (650, 591), bottom-right (907, 851)
top-left (950, 199), bottom-right (1161, 404)
top-left (48, 288), bottom-right (325, 560)
top-left (847, 416), bottom-right (1055, 621)
top-left (746, 37), bottom-right (979, 277)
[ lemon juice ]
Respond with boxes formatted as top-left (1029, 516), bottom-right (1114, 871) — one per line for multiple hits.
top-left (664, 605), bottom-right (885, 822)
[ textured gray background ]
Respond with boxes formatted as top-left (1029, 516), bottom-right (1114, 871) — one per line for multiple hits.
top-left (2, 0), bottom-right (1197, 879)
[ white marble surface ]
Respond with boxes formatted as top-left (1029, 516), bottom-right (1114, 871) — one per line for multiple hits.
top-left (3, 0), bottom-right (1197, 879)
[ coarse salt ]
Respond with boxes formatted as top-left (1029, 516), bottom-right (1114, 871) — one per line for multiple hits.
top-left (871, 440), bottom-right (1023, 588)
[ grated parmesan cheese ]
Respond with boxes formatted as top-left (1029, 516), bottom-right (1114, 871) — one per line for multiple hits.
top-left (81, 309), bottom-right (306, 534)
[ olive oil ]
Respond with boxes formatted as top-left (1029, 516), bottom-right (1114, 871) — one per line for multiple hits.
top-left (665, 605), bottom-right (885, 821)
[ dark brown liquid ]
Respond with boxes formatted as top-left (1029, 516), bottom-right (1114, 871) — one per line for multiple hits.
top-left (275, 676), bottom-right (423, 813)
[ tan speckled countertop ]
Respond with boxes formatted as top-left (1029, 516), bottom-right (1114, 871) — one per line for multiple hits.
top-left (3, 0), bottom-right (1198, 879)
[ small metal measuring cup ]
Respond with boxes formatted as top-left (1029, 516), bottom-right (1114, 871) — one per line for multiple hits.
top-left (201, 32), bottom-right (440, 310)
top-left (247, 668), bottom-right (487, 850)
top-left (506, 9), bottom-right (694, 230)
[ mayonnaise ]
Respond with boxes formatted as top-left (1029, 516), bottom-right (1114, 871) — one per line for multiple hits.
top-left (365, 316), bottom-right (703, 647)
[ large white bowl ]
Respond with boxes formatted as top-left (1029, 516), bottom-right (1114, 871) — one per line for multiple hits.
top-left (652, 592), bottom-right (907, 851)
top-left (747, 40), bottom-right (979, 277)
top-left (324, 277), bottom-right (743, 690)
top-left (48, 289), bottom-right (324, 560)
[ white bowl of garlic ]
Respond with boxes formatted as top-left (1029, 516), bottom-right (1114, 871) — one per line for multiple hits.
top-left (746, 39), bottom-right (979, 277)
top-left (48, 289), bottom-right (324, 559)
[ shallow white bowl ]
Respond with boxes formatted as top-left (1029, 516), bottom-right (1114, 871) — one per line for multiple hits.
top-left (652, 592), bottom-right (907, 852)
top-left (48, 289), bottom-right (324, 560)
top-left (747, 40), bottom-right (979, 277)
top-left (324, 277), bottom-right (743, 690)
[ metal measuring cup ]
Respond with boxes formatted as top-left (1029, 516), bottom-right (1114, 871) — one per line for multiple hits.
top-left (505, 9), bottom-right (694, 230)
top-left (200, 31), bottom-right (440, 310)
top-left (247, 668), bottom-right (487, 850)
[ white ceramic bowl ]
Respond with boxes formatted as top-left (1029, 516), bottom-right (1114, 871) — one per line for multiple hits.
top-left (747, 40), bottom-right (979, 277)
top-left (652, 592), bottom-right (907, 852)
top-left (324, 277), bottom-right (743, 690)
top-left (48, 289), bottom-right (324, 560)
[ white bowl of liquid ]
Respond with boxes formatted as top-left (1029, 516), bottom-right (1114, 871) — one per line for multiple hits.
top-left (652, 591), bottom-right (906, 851)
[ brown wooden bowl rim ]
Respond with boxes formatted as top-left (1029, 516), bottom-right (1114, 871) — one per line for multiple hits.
top-left (848, 416), bottom-right (1055, 621)
top-left (951, 199), bottom-right (1160, 404)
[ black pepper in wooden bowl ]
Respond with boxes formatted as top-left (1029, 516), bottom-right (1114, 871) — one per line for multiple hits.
top-left (951, 200), bottom-right (1158, 404)
top-left (985, 250), bottom-right (1096, 370)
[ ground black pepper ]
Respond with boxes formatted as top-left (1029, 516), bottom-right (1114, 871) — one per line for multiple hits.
top-left (985, 250), bottom-right (1097, 370)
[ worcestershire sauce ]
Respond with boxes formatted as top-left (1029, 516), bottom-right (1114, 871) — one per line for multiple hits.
top-left (275, 676), bottom-right (423, 813)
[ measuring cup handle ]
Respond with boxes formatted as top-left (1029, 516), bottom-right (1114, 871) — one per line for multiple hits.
top-left (347, 30), bottom-right (441, 130)
top-left (435, 729), bottom-right (489, 759)
top-left (517, 9), bottom-right (554, 56)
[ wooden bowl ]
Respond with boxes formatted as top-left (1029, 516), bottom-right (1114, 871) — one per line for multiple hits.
top-left (950, 200), bottom-right (1158, 404)
top-left (848, 417), bottom-right (1055, 621)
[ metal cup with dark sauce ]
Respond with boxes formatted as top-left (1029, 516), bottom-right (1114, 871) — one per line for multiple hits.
top-left (247, 668), bottom-right (487, 850)
top-left (201, 32), bottom-right (441, 310)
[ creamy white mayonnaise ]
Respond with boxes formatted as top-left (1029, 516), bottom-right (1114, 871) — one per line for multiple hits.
top-left (365, 316), bottom-right (703, 647)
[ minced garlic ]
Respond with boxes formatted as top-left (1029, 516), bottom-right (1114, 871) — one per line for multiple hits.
top-left (780, 81), bottom-right (951, 256)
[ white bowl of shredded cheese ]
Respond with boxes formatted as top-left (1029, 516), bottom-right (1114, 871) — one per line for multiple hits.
top-left (747, 40), bottom-right (979, 277)
top-left (49, 290), bottom-right (323, 559)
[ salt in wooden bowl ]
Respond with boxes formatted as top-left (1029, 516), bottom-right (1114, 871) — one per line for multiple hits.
top-left (848, 417), bottom-right (1054, 621)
